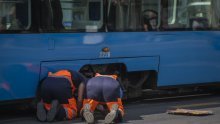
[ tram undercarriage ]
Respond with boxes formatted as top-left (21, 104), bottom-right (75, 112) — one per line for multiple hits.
top-left (79, 63), bottom-right (158, 99)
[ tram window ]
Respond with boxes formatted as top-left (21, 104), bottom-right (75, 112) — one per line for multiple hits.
top-left (165, 0), bottom-right (220, 31)
top-left (107, 0), bottom-right (160, 32)
top-left (39, 0), bottom-right (64, 32)
top-left (210, 0), bottom-right (220, 29)
top-left (106, 0), bottom-right (220, 32)
top-left (89, 2), bottom-right (101, 21)
top-left (108, 0), bottom-right (141, 31)
top-left (60, 0), bottom-right (103, 32)
top-left (0, 0), bottom-right (30, 32)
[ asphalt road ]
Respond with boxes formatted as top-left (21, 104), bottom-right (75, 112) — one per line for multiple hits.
top-left (0, 95), bottom-right (220, 124)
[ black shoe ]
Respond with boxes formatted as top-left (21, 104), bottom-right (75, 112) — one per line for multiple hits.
top-left (36, 102), bottom-right (47, 122)
top-left (104, 104), bottom-right (119, 124)
top-left (47, 100), bottom-right (60, 122)
top-left (83, 104), bottom-right (94, 124)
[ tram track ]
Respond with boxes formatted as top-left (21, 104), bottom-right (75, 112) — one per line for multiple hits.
top-left (141, 93), bottom-right (213, 101)
top-left (124, 89), bottom-right (219, 104)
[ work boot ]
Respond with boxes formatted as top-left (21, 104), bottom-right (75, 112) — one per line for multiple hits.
top-left (104, 104), bottom-right (119, 124)
top-left (47, 100), bottom-right (60, 122)
top-left (36, 102), bottom-right (47, 122)
top-left (114, 110), bottom-right (123, 123)
top-left (83, 104), bottom-right (94, 124)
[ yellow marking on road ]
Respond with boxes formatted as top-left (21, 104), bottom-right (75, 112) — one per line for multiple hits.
top-left (173, 102), bottom-right (220, 108)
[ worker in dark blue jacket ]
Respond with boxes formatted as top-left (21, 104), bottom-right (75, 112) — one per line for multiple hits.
top-left (36, 70), bottom-right (87, 122)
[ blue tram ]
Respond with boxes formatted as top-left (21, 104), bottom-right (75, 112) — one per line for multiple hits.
top-left (0, 0), bottom-right (220, 102)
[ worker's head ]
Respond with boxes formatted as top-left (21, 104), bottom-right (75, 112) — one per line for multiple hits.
top-left (143, 10), bottom-right (158, 31)
top-left (79, 65), bottom-right (95, 78)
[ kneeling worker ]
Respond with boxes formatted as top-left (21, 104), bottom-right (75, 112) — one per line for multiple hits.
top-left (36, 70), bottom-right (86, 122)
top-left (81, 73), bottom-right (124, 124)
